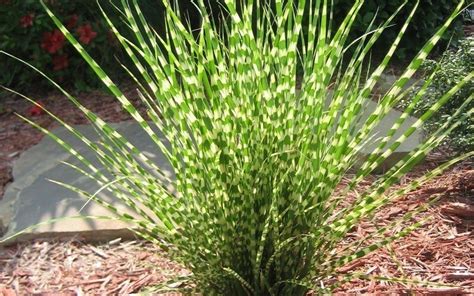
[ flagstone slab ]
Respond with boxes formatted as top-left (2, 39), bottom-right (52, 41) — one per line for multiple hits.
top-left (0, 122), bottom-right (174, 245)
top-left (0, 98), bottom-right (422, 245)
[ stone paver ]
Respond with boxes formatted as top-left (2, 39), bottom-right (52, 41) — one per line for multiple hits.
top-left (0, 122), bottom-right (174, 244)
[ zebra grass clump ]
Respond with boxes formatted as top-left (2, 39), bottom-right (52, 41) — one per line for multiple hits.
top-left (2, 0), bottom-right (473, 294)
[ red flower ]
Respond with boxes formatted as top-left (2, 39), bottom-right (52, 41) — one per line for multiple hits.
top-left (66, 14), bottom-right (78, 29)
top-left (20, 14), bottom-right (34, 28)
top-left (28, 101), bottom-right (45, 117)
top-left (52, 54), bottom-right (69, 71)
top-left (76, 24), bottom-right (97, 45)
top-left (41, 29), bottom-right (65, 54)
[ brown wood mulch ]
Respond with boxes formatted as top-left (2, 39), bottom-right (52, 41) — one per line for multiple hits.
top-left (0, 88), bottom-right (473, 295)
top-left (0, 239), bottom-right (188, 295)
top-left (332, 159), bottom-right (474, 295)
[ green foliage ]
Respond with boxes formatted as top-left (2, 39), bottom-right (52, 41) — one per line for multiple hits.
top-left (0, 0), bottom-right (124, 91)
top-left (401, 37), bottom-right (474, 152)
top-left (330, 0), bottom-right (465, 60)
top-left (0, 0), bottom-right (465, 93)
top-left (2, 0), bottom-right (473, 294)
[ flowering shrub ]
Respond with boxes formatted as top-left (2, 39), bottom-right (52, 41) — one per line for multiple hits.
top-left (76, 24), bottom-right (97, 45)
top-left (1, 0), bottom-right (465, 94)
top-left (41, 29), bottom-right (66, 54)
top-left (0, 0), bottom-right (123, 91)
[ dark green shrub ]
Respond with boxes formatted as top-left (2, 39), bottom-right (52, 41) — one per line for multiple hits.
top-left (402, 37), bottom-right (473, 152)
top-left (1, 0), bottom-right (464, 93)
top-left (330, 0), bottom-right (465, 60)
top-left (0, 0), bottom-right (213, 92)
top-left (183, 1), bottom-right (466, 60)
top-left (0, 0), bottom-right (126, 91)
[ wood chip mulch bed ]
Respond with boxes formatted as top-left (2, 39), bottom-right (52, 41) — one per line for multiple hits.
top-left (332, 159), bottom-right (474, 295)
top-left (0, 88), bottom-right (473, 295)
top-left (0, 239), bottom-right (188, 295)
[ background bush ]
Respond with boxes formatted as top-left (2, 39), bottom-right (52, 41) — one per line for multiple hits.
top-left (400, 37), bottom-right (473, 152)
top-left (0, 0), bottom-right (466, 92)
top-left (0, 0), bottom-right (126, 91)
top-left (330, 0), bottom-right (465, 60)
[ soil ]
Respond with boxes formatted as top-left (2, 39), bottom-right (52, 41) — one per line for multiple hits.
top-left (0, 88), bottom-right (473, 295)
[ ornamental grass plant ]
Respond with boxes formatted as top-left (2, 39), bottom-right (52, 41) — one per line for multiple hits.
top-left (2, 0), bottom-right (473, 294)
